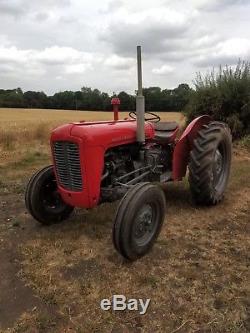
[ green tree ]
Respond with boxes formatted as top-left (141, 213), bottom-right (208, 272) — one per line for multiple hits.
top-left (171, 84), bottom-right (193, 111)
top-left (0, 88), bottom-right (25, 107)
top-left (118, 91), bottom-right (135, 111)
top-left (24, 91), bottom-right (48, 108)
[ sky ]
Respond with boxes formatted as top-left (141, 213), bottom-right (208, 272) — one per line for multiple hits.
top-left (0, 0), bottom-right (250, 95)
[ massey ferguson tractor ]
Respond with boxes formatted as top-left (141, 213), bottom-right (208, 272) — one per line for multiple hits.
top-left (25, 46), bottom-right (232, 261)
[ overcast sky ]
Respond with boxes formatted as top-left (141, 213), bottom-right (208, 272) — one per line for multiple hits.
top-left (0, 0), bottom-right (250, 95)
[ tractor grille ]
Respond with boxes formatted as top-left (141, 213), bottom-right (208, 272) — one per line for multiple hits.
top-left (53, 141), bottom-right (82, 191)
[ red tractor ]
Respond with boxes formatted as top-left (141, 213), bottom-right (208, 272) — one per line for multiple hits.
top-left (25, 47), bottom-right (232, 261)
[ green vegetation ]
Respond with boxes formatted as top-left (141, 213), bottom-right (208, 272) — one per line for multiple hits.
top-left (2, 60), bottom-right (250, 139)
top-left (0, 84), bottom-right (192, 112)
top-left (186, 61), bottom-right (250, 139)
top-left (238, 135), bottom-right (250, 150)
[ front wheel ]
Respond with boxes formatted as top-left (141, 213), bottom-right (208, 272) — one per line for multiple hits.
top-left (25, 165), bottom-right (74, 225)
top-left (113, 183), bottom-right (166, 261)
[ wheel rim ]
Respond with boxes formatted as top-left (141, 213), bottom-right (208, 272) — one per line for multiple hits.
top-left (212, 144), bottom-right (226, 190)
top-left (132, 203), bottom-right (157, 247)
top-left (41, 176), bottom-right (66, 213)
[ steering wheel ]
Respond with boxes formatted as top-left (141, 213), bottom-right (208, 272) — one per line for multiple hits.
top-left (129, 111), bottom-right (161, 123)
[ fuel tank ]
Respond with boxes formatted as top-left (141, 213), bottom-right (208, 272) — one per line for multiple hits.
top-left (51, 119), bottom-right (154, 147)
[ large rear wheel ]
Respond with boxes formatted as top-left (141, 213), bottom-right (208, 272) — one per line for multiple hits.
top-left (25, 165), bottom-right (74, 225)
top-left (188, 121), bottom-right (232, 205)
top-left (113, 183), bottom-right (166, 261)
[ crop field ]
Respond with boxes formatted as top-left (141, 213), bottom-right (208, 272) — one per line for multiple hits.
top-left (0, 108), bottom-right (249, 332)
top-left (0, 108), bottom-right (184, 157)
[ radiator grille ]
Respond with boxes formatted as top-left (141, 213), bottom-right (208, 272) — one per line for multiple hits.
top-left (53, 141), bottom-right (82, 191)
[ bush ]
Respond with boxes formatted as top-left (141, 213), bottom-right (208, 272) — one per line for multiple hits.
top-left (185, 61), bottom-right (250, 139)
top-left (238, 135), bottom-right (250, 151)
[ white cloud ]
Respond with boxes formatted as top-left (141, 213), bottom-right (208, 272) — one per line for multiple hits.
top-left (217, 38), bottom-right (250, 58)
top-left (194, 38), bottom-right (250, 67)
top-left (0, 45), bottom-right (95, 66)
top-left (35, 12), bottom-right (50, 21)
top-left (65, 63), bottom-right (93, 74)
top-left (0, 0), bottom-right (250, 93)
top-left (0, 0), bottom-right (71, 17)
top-left (104, 55), bottom-right (134, 70)
top-left (0, 46), bottom-right (31, 64)
top-left (116, 7), bottom-right (190, 26)
top-left (152, 65), bottom-right (175, 75)
top-left (100, 7), bottom-right (197, 56)
top-left (187, 0), bottom-right (247, 10)
top-left (0, 45), bottom-right (96, 79)
top-left (34, 46), bottom-right (92, 65)
top-left (0, 35), bottom-right (10, 47)
top-left (0, 0), bottom-right (24, 16)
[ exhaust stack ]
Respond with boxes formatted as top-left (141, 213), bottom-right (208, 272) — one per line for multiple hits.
top-left (136, 46), bottom-right (145, 144)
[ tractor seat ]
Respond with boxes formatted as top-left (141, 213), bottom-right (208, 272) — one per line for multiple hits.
top-left (153, 121), bottom-right (179, 143)
top-left (154, 121), bottom-right (178, 131)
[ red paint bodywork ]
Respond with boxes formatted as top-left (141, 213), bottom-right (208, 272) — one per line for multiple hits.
top-left (51, 120), bottom-right (155, 208)
top-left (111, 97), bottom-right (121, 121)
top-left (173, 115), bottom-right (212, 180)
top-left (50, 115), bottom-right (211, 208)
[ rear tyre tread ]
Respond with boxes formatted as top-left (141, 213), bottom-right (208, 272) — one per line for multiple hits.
top-left (188, 121), bottom-right (232, 205)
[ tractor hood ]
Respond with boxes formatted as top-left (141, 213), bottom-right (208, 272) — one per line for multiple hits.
top-left (51, 120), bottom-right (155, 148)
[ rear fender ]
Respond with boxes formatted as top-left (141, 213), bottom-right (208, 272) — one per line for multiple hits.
top-left (173, 115), bottom-right (212, 180)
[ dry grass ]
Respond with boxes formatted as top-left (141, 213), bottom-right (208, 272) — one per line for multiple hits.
top-left (0, 108), bottom-right (184, 150)
top-left (0, 108), bottom-right (249, 333)
top-left (0, 108), bottom-right (184, 167)
top-left (0, 108), bottom-right (184, 124)
top-left (0, 151), bottom-right (249, 333)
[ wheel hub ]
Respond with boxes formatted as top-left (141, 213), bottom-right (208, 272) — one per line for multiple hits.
top-left (212, 148), bottom-right (224, 186)
top-left (134, 204), bottom-right (155, 245)
top-left (42, 179), bottom-right (65, 212)
top-left (214, 149), bottom-right (223, 176)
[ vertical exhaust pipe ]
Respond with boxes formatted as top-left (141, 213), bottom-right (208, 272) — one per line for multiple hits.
top-left (136, 46), bottom-right (145, 144)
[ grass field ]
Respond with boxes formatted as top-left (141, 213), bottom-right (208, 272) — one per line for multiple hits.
top-left (0, 108), bottom-right (249, 332)
top-left (0, 108), bottom-right (184, 149)
top-left (0, 108), bottom-right (184, 124)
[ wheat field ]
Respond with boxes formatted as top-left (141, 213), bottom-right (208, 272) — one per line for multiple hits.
top-left (0, 108), bottom-right (184, 126)
top-left (0, 108), bottom-right (184, 148)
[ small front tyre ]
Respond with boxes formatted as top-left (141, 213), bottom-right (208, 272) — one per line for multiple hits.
top-left (113, 182), bottom-right (166, 261)
top-left (25, 165), bottom-right (74, 225)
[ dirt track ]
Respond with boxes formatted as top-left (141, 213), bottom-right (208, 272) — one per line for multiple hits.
top-left (0, 149), bottom-right (249, 332)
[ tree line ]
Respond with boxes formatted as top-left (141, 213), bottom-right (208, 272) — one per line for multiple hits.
top-left (0, 84), bottom-right (192, 112)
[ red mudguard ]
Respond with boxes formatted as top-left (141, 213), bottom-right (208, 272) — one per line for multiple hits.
top-left (173, 115), bottom-right (212, 181)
